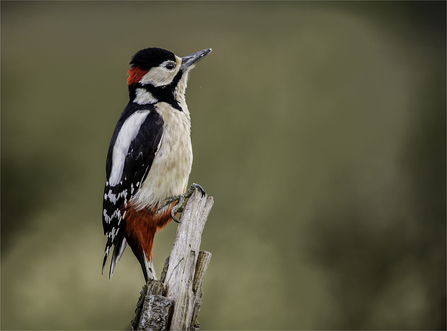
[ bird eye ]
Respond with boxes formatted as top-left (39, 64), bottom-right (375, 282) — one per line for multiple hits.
top-left (165, 62), bottom-right (176, 70)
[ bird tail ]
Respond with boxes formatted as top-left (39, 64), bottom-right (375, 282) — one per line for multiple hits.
top-left (138, 252), bottom-right (157, 282)
top-left (101, 232), bottom-right (127, 280)
top-left (109, 234), bottom-right (127, 280)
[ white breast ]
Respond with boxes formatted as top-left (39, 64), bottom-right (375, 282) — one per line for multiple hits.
top-left (132, 102), bottom-right (193, 209)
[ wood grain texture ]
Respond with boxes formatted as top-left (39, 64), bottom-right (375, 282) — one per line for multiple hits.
top-left (131, 188), bottom-right (213, 330)
top-left (164, 189), bottom-right (214, 330)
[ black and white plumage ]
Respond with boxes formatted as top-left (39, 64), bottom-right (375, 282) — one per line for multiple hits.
top-left (102, 47), bottom-right (211, 282)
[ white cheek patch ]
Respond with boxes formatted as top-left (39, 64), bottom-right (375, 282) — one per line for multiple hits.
top-left (139, 59), bottom-right (181, 87)
top-left (134, 88), bottom-right (158, 105)
top-left (109, 110), bottom-right (150, 186)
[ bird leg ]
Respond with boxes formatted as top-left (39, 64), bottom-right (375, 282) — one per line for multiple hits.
top-left (156, 183), bottom-right (205, 223)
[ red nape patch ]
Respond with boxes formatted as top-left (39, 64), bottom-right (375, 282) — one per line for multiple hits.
top-left (127, 67), bottom-right (149, 86)
top-left (123, 203), bottom-right (174, 260)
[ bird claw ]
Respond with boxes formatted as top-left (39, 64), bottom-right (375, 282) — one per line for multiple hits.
top-left (157, 183), bottom-right (206, 223)
top-left (190, 183), bottom-right (206, 197)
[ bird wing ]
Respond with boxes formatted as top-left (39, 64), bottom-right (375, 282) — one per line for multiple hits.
top-left (102, 106), bottom-right (164, 277)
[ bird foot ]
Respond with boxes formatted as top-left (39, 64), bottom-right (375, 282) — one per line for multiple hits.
top-left (157, 183), bottom-right (205, 223)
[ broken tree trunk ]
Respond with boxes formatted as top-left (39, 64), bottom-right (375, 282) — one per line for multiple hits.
top-left (131, 188), bottom-right (214, 331)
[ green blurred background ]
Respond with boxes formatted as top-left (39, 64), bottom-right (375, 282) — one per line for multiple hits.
top-left (2, 1), bottom-right (445, 330)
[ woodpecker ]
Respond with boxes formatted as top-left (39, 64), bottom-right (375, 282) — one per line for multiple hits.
top-left (102, 47), bottom-right (211, 282)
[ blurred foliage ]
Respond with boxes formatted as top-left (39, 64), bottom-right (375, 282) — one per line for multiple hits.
top-left (1, 1), bottom-right (445, 330)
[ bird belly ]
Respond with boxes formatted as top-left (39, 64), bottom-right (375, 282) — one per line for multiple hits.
top-left (132, 102), bottom-right (192, 210)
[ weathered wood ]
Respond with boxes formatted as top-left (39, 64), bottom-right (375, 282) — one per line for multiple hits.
top-left (131, 188), bottom-right (213, 330)
top-left (131, 284), bottom-right (149, 331)
top-left (190, 251), bottom-right (212, 330)
top-left (159, 256), bottom-right (170, 283)
top-left (131, 280), bottom-right (172, 331)
top-left (164, 189), bottom-right (214, 330)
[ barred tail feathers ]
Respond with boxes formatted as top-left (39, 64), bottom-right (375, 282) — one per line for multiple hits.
top-left (109, 235), bottom-right (127, 280)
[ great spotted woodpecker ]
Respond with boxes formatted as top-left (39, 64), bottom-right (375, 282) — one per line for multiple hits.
top-left (102, 47), bottom-right (211, 282)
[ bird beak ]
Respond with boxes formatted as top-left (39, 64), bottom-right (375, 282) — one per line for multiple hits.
top-left (181, 48), bottom-right (212, 70)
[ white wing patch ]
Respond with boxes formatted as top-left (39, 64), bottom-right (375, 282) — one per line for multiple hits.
top-left (109, 110), bottom-right (150, 186)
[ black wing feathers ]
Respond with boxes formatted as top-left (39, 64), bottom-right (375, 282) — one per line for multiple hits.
top-left (102, 105), bottom-right (164, 275)
top-left (124, 113), bottom-right (164, 194)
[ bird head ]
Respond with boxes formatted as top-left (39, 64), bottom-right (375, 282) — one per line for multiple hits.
top-left (126, 47), bottom-right (211, 109)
